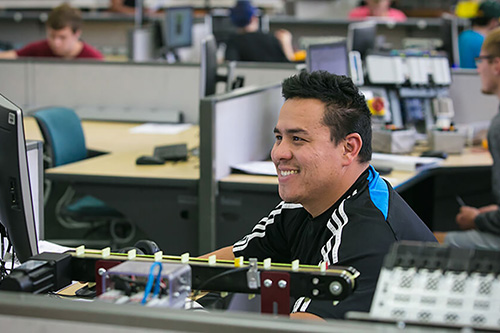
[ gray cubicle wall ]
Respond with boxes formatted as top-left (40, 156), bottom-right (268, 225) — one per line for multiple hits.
top-left (233, 62), bottom-right (300, 87)
top-left (0, 59), bottom-right (202, 123)
top-left (0, 59), bottom-right (298, 124)
top-left (450, 69), bottom-right (499, 125)
top-left (0, 61), bottom-right (30, 107)
top-left (199, 83), bottom-right (283, 252)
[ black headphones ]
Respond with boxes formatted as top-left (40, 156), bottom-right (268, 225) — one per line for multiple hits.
top-left (116, 240), bottom-right (161, 255)
top-left (132, 240), bottom-right (161, 255)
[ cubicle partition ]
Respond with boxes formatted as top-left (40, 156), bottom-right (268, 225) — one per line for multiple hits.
top-left (449, 68), bottom-right (499, 125)
top-left (0, 59), bottom-right (202, 123)
top-left (0, 59), bottom-right (298, 124)
top-left (269, 17), bottom-right (463, 52)
top-left (199, 83), bottom-right (283, 253)
top-left (233, 62), bottom-right (300, 87)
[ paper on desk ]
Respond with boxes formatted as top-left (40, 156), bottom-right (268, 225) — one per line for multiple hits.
top-left (38, 240), bottom-right (72, 254)
top-left (231, 161), bottom-right (277, 176)
top-left (371, 153), bottom-right (443, 172)
top-left (130, 123), bottom-right (192, 135)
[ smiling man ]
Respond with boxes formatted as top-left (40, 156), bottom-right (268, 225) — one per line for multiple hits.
top-left (0, 4), bottom-right (102, 60)
top-left (206, 71), bottom-right (435, 320)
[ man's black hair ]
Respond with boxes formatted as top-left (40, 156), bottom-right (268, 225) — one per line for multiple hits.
top-left (281, 70), bottom-right (372, 163)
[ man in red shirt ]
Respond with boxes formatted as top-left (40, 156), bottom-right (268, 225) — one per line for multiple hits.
top-left (0, 3), bottom-right (103, 60)
top-left (348, 0), bottom-right (406, 22)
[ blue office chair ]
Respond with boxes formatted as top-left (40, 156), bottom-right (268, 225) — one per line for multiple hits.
top-left (32, 107), bottom-right (135, 247)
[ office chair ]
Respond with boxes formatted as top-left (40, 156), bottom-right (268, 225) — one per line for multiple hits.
top-left (32, 107), bottom-right (135, 248)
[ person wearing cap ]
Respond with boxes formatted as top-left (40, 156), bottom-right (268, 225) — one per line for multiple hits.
top-left (348, 0), bottom-right (407, 22)
top-left (459, 0), bottom-right (500, 69)
top-left (224, 0), bottom-right (295, 62)
top-left (0, 3), bottom-right (102, 60)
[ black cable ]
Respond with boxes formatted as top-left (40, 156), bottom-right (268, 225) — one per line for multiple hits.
top-left (0, 238), bottom-right (12, 279)
top-left (10, 254), bottom-right (14, 272)
top-left (0, 225), bottom-right (4, 261)
top-left (190, 266), bottom-right (249, 309)
top-left (10, 243), bottom-right (15, 271)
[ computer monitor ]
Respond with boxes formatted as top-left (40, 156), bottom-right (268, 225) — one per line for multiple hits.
top-left (164, 6), bottom-right (193, 50)
top-left (26, 140), bottom-right (43, 243)
top-left (200, 34), bottom-right (218, 97)
top-left (0, 93), bottom-right (38, 263)
top-left (200, 34), bottom-right (244, 97)
top-left (440, 13), bottom-right (460, 68)
top-left (306, 40), bottom-right (350, 76)
top-left (347, 21), bottom-right (377, 59)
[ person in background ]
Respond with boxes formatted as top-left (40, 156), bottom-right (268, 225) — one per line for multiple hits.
top-left (203, 71), bottom-right (436, 320)
top-left (0, 3), bottom-right (103, 60)
top-left (435, 27), bottom-right (500, 250)
top-left (224, 0), bottom-right (295, 62)
top-left (348, 0), bottom-right (407, 22)
top-left (459, 0), bottom-right (500, 69)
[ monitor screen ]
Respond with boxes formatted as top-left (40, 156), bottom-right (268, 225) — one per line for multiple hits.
top-left (210, 11), bottom-right (237, 46)
top-left (164, 6), bottom-right (193, 50)
top-left (347, 21), bottom-right (377, 59)
top-left (306, 40), bottom-right (350, 76)
top-left (200, 34), bottom-right (218, 97)
top-left (0, 93), bottom-right (38, 263)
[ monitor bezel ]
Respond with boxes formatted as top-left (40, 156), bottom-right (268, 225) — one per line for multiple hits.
top-left (200, 34), bottom-right (218, 97)
top-left (347, 20), bottom-right (377, 59)
top-left (0, 93), bottom-right (38, 263)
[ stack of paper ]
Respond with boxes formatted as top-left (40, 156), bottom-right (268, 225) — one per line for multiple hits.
top-left (231, 161), bottom-right (277, 176)
top-left (371, 153), bottom-right (443, 172)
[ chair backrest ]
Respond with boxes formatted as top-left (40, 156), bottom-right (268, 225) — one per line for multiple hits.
top-left (32, 107), bottom-right (87, 167)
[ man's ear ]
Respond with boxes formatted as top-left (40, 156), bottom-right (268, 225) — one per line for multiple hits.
top-left (342, 133), bottom-right (363, 164)
top-left (494, 57), bottom-right (500, 75)
top-left (74, 29), bottom-right (82, 40)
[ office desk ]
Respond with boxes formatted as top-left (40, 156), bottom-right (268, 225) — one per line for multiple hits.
top-left (215, 149), bottom-right (493, 247)
top-left (24, 117), bottom-right (201, 254)
top-left (269, 16), bottom-right (468, 52)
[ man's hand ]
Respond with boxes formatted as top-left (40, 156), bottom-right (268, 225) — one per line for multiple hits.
top-left (455, 206), bottom-right (480, 230)
top-left (0, 50), bottom-right (18, 59)
top-left (290, 312), bottom-right (324, 321)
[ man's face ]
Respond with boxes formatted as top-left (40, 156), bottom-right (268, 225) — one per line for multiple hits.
top-left (367, 0), bottom-right (390, 13)
top-left (46, 26), bottom-right (81, 58)
top-left (477, 50), bottom-right (499, 95)
top-left (271, 98), bottom-right (346, 213)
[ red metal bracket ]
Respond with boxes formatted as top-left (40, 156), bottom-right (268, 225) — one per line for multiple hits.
top-left (260, 271), bottom-right (290, 316)
top-left (95, 260), bottom-right (122, 295)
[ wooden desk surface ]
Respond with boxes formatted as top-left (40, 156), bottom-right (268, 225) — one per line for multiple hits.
top-left (441, 147), bottom-right (493, 167)
top-left (24, 117), bottom-right (200, 180)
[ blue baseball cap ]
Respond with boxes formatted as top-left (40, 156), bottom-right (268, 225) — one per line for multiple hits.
top-left (230, 1), bottom-right (256, 28)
